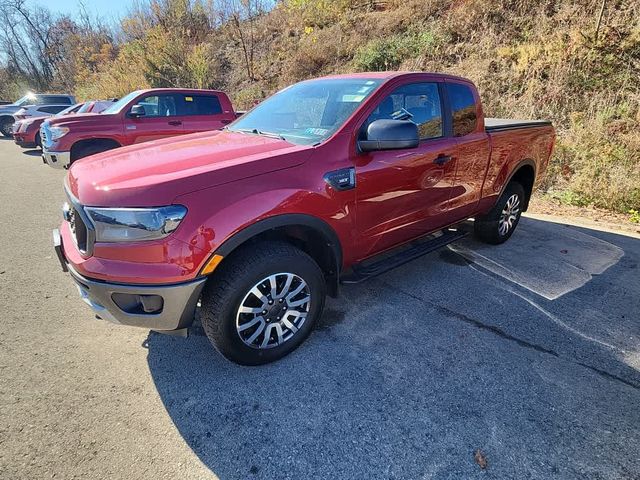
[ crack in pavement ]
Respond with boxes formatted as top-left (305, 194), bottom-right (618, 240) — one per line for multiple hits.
top-left (378, 280), bottom-right (640, 392)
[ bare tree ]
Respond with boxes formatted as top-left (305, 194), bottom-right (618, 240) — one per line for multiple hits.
top-left (215, 0), bottom-right (268, 81)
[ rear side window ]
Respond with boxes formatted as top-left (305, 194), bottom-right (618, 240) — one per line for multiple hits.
top-left (38, 95), bottom-right (72, 105)
top-left (39, 105), bottom-right (69, 114)
top-left (181, 95), bottom-right (223, 115)
top-left (364, 82), bottom-right (443, 140)
top-left (446, 83), bottom-right (477, 137)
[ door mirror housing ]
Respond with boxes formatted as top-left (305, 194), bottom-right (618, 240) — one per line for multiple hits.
top-left (128, 104), bottom-right (146, 118)
top-left (358, 119), bottom-right (419, 152)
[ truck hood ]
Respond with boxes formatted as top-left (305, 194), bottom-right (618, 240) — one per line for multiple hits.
top-left (67, 130), bottom-right (312, 206)
top-left (49, 112), bottom-right (115, 127)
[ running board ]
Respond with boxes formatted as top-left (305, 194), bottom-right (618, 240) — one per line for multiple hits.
top-left (341, 229), bottom-right (468, 284)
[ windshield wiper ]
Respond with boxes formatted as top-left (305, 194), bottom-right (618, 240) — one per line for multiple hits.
top-left (233, 128), bottom-right (287, 141)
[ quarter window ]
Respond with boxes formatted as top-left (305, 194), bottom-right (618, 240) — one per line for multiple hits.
top-left (364, 82), bottom-right (443, 140)
top-left (446, 83), bottom-right (477, 137)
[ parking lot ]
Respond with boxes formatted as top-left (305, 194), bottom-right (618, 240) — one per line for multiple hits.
top-left (0, 138), bottom-right (638, 479)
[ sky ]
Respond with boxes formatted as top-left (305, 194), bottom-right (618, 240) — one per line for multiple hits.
top-left (34, 0), bottom-right (133, 22)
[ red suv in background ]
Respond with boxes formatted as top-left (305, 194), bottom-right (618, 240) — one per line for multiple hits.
top-left (42, 88), bottom-right (238, 168)
top-left (14, 101), bottom-right (115, 149)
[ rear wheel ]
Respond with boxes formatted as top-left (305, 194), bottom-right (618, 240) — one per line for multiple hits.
top-left (200, 241), bottom-right (326, 365)
top-left (0, 117), bottom-right (13, 137)
top-left (474, 181), bottom-right (525, 244)
top-left (34, 132), bottom-right (41, 149)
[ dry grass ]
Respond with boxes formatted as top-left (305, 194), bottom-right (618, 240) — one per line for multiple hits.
top-left (74, 0), bottom-right (640, 214)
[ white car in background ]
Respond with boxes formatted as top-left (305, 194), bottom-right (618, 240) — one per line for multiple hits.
top-left (13, 104), bottom-right (73, 123)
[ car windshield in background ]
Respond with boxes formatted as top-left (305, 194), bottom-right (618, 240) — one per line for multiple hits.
top-left (57, 104), bottom-right (81, 116)
top-left (14, 94), bottom-right (37, 107)
top-left (228, 78), bottom-right (383, 146)
top-left (101, 91), bottom-right (141, 114)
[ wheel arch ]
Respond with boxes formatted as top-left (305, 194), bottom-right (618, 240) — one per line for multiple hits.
top-left (502, 160), bottom-right (536, 211)
top-left (208, 214), bottom-right (343, 297)
top-left (70, 137), bottom-right (122, 160)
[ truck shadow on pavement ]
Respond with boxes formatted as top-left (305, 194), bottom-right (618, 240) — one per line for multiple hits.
top-left (21, 149), bottom-right (41, 156)
top-left (146, 217), bottom-right (640, 480)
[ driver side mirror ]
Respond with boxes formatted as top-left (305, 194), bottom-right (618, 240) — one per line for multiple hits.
top-left (358, 119), bottom-right (419, 152)
top-left (128, 104), bottom-right (146, 118)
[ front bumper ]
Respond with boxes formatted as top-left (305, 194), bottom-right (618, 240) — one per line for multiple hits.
top-left (54, 229), bottom-right (206, 331)
top-left (14, 134), bottom-right (37, 148)
top-left (42, 150), bottom-right (71, 169)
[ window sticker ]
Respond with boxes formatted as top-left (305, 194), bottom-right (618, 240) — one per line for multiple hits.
top-left (305, 127), bottom-right (329, 136)
top-left (342, 94), bottom-right (365, 102)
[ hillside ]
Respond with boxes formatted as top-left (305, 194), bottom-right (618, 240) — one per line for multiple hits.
top-left (3, 0), bottom-right (639, 215)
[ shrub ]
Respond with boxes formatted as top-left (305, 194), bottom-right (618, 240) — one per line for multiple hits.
top-left (352, 28), bottom-right (440, 71)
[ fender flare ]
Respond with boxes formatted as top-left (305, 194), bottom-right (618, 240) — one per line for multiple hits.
top-left (497, 159), bottom-right (536, 210)
top-left (215, 213), bottom-right (344, 275)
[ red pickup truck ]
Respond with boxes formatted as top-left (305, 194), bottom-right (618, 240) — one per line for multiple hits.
top-left (41, 88), bottom-right (237, 168)
top-left (53, 72), bottom-right (555, 365)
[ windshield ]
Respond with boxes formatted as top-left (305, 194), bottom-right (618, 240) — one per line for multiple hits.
top-left (77, 102), bottom-right (94, 113)
top-left (14, 94), bottom-right (37, 106)
top-left (228, 78), bottom-right (383, 145)
top-left (56, 104), bottom-right (81, 116)
top-left (101, 91), bottom-right (141, 114)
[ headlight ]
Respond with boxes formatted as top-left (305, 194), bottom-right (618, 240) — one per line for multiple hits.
top-left (85, 205), bottom-right (187, 242)
top-left (49, 126), bottom-right (69, 141)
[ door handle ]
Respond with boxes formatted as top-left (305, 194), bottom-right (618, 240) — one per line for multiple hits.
top-left (434, 154), bottom-right (452, 166)
top-left (168, 120), bottom-right (182, 126)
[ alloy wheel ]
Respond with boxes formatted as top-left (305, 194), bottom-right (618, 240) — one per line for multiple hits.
top-left (498, 193), bottom-right (520, 236)
top-left (235, 273), bottom-right (311, 349)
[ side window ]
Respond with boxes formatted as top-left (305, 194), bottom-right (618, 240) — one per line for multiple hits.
top-left (181, 95), bottom-right (223, 115)
top-left (39, 95), bottom-right (72, 105)
top-left (446, 83), bottom-right (477, 137)
top-left (39, 105), bottom-right (68, 114)
top-left (133, 94), bottom-right (179, 117)
top-left (363, 82), bottom-right (442, 140)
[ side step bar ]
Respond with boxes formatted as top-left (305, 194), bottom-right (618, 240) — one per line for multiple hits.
top-left (341, 228), bottom-right (468, 284)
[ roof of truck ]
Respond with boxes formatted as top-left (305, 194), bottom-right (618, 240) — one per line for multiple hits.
top-left (134, 88), bottom-right (229, 95)
top-left (316, 71), bottom-right (474, 83)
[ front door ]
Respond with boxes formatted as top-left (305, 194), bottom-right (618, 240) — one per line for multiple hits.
top-left (125, 93), bottom-right (186, 144)
top-left (354, 82), bottom-right (458, 259)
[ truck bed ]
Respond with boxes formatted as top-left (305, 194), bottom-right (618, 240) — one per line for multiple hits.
top-left (485, 118), bottom-right (552, 132)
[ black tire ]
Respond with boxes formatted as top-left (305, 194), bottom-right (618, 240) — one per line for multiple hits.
top-left (474, 181), bottom-right (525, 244)
top-left (34, 132), bottom-right (41, 149)
top-left (200, 241), bottom-right (326, 365)
top-left (0, 117), bottom-right (13, 137)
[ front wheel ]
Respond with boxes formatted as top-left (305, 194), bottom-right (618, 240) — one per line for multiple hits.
top-left (474, 181), bottom-right (525, 244)
top-left (200, 241), bottom-right (326, 365)
top-left (0, 118), bottom-right (13, 137)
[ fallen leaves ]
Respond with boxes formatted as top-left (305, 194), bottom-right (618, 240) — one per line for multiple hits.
top-left (474, 449), bottom-right (488, 470)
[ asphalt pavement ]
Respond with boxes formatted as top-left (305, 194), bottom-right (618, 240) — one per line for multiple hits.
top-left (0, 138), bottom-right (638, 479)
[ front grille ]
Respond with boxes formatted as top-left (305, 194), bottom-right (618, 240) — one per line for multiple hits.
top-left (64, 199), bottom-right (90, 254)
top-left (70, 206), bottom-right (88, 253)
top-left (40, 123), bottom-right (49, 146)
